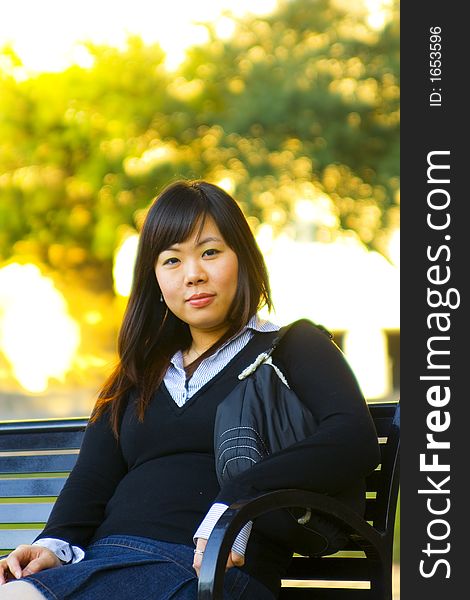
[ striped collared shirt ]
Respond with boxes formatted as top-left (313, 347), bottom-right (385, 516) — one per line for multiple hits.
top-left (164, 315), bottom-right (279, 407)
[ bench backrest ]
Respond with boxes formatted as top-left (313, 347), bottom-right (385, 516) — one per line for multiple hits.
top-left (0, 418), bottom-right (87, 552)
top-left (0, 401), bottom-right (400, 593)
top-left (280, 401), bottom-right (400, 598)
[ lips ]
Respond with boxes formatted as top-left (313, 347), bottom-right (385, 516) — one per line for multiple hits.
top-left (186, 293), bottom-right (215, 308)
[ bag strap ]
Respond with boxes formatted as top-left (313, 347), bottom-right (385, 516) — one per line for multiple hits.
top-left (264, 321), bottom-right (298, 358)
top-left (238, 319), bottom-right (333, 380)
top-left (267, 318), bottom-right (333, 358)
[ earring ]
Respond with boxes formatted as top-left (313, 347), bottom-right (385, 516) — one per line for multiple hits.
top-left (160, 293), bottom-right (164, 303)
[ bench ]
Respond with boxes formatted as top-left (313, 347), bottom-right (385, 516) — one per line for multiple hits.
top-left (0, 401), bottom-right (399, 599)
top-left (199, 401), bottom-right (400, 599)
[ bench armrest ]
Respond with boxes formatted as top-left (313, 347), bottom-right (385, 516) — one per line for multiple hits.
top-left (197, 488), bottom-right (385, 600)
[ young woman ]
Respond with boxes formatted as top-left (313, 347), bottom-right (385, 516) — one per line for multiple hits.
top-left (0, 180), bottom-right (380, 599)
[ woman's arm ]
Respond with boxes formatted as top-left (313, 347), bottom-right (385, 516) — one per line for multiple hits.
top-left (215, 320), bottom-right (381, 505)
top-left (33, 405), bottom-right (128, 549)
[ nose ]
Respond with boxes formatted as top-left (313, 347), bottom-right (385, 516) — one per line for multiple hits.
top-left (184, 260), bottom-right (207, 286)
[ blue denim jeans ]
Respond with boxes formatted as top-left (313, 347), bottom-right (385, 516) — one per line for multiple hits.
top-left (25, 536), bottom-right (274, 600)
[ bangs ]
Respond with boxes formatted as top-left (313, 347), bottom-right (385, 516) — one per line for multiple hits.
top-left (145, 183), bottom-right (209, 260)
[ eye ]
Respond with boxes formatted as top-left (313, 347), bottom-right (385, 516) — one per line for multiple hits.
top-left (162, 256), bottom-right (180, 266)
top-left (202, 248), bottom-right (220, 258)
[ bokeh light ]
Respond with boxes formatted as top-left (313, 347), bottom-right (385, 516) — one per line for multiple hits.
top-left (0, 263), bottom-right (80, 392)
top-left (0, 0), bottom-right (280, 74)
top-left (113, 234), bottom-right (139, 297)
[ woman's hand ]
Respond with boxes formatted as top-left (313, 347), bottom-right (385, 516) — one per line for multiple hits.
top-left (192, 538), bottom-right (245, 578)
top-left (0, 545), bottom-right (62, 584)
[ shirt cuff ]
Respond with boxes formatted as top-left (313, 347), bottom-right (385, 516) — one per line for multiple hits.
top-left (32, 538), bottom-right (85, 564)
top-left (193, 503), bottom-right (253, 557)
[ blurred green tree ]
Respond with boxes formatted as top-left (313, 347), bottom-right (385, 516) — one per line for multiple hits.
top-left (177, 0), bottom-right (399, 246)
top-left (0, 0), bottom-right (399, 292)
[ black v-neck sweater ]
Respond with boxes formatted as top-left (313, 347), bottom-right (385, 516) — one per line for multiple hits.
top-left (35, 320), bottom-right (380, 595)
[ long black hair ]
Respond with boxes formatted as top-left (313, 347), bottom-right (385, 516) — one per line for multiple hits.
top-left (92, 180), bottom-right (273, 437)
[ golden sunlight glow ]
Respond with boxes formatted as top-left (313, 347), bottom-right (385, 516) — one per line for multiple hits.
top-left (364, 0), bottom-right (395, 30)
top-left (388, 228), bottom-right (400, 267)
top-left (214, 17), bottom-right (237, 40)
top-left (332, 0), bottom-right (394, 31)
top-left (343, 327), bottom-right (389, 399)
top-left (256, 223), bottom-right (275, 254)
top-left (215, 176), bottom-right (236, 195)
top-left (124, 143), bottom-right (178, 177)
top-left (258, 233), bottom-right (399, 398)
top-left (295, 196), bottom-right (338, 228)
top-left (0, 0), bottom-right (280, 74)
top-left (0, 263), bottom-right (80, 392)
top-left (157, 25), bottom-right (210, 72)
top-left (113, 233), bottom-right (139, 297)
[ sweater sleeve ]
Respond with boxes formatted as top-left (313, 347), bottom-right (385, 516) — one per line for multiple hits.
top-left (215, 320), bottom-right (381, 506)
top-left (33, 405), bottom-right (128, 549)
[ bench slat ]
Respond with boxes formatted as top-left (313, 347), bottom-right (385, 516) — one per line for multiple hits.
top-left (371, 418), bottom-right (393, 437)
top-left (368, 403), bottom-right (396, 418)
top-left (1, 503), bottom-right (54, 523)
top-left (0, 431), bottom-right (85, 452)
top-left (0, 477), bottom-right (67, 497)
top-left (0, 420), bottom-right (88, 434)
top-left (378, 444), bottom-right (388, 463)
top-left (363, 497), bottom-right (376, 522)
top-left (0, 529), bottom-right (43, 551)
top-left (285, 556), bottom-right (370, 581)
top-left (0, 454), bottom-right (78, 475)
top-left (280, 588), bottom-right (371, 599)
top-left (364, 469), bottom-right (381, 492)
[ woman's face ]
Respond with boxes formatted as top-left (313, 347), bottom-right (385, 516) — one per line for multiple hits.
top-left (155, 216), bottom-right (239, 342)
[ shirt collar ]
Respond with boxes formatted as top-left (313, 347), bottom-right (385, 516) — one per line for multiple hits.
top-left (245, 314), bottom-right (279, 333)
top-left (169, 314), bottom-right (278, 368)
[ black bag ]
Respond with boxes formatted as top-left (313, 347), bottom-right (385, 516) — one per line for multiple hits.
top-left (214, 319), bottom-right (349, 557)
